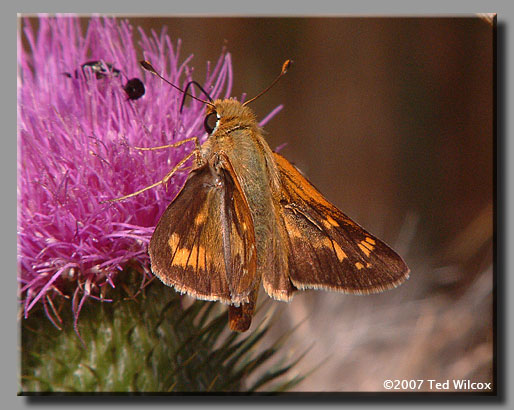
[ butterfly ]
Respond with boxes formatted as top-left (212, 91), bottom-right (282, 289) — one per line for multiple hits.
top-left (115, 60), bottom-right (409, 332)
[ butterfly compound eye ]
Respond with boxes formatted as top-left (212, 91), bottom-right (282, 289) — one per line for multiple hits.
top-left (204, 112), bottom-right (218, 134)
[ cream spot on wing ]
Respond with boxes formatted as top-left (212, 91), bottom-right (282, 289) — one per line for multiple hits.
top-left (169, 233), bottom-right (180, 249)
top-left (355, 262), bottom-right (364, 270)
top-left (322, 215), bottom-right (339, 229)
top-left (173, 247), bottom-right (190, 268)
top-left (194, 211), bottom-right (206, 226)
top-left (360, 239), bottom-right (375, 252)
top-left (365, 237), bottom-right (376, 245)
top-left (333, 242), bottom-right (347, 262)
top-left (358, 243), bottom-right (371, 257)
top-left (326, 215), bottom-right (339, 227)
top-left (188, 244), bottom-right (199, 270)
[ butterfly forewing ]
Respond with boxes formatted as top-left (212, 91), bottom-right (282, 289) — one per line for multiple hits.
top-left (219, 154), bottom-right (258, 299)
top-left (149, 162), bottom-right (257, 305)
top-left (273, 152), bottom-right (409, 294)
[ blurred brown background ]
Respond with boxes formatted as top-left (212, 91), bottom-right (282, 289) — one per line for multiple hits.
top-left (96, 17), bottom-right (494, 391)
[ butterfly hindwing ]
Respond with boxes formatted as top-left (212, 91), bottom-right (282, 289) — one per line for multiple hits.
top-left (149, 157), bottom-right (257, 305)
top-left (273, 152), bottom-right (409, 294)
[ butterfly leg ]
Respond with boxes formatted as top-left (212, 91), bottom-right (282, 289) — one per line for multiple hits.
top-left (103, 149), bottom-right (197, 202)
top-left (136, 137), bottom-right (203, 167)
top-left (133, 136), bottom-right (199, 152)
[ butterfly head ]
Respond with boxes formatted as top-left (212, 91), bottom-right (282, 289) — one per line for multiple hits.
top-left (203, 99), bottom-right (258, 136)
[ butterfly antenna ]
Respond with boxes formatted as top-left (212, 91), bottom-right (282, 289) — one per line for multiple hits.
top-left (180, 80), bottom-right (213, 113)
top-left (140, 60), bottom-right (214, 107)
top-left (243, 59), bottom-right (292, 107)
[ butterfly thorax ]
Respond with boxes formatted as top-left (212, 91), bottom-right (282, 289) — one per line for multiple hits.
top-left (199, 99), bottom-right (284, 279)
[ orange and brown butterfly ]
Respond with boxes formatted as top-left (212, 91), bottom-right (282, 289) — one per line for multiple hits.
top-left (114, 59), bottom-right (409, 332)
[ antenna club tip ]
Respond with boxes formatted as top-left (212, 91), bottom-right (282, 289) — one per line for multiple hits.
top-left (282, 59), bottom-right (293, 74)
top-left (140, 60), bottom-right (156, 73)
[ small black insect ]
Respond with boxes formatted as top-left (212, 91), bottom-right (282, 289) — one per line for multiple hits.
top-left (63, 60), bottom-right (145, 100)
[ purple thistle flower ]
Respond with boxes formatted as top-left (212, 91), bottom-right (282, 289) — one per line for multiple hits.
top-left (18, 15), bottom-right (282, 327)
